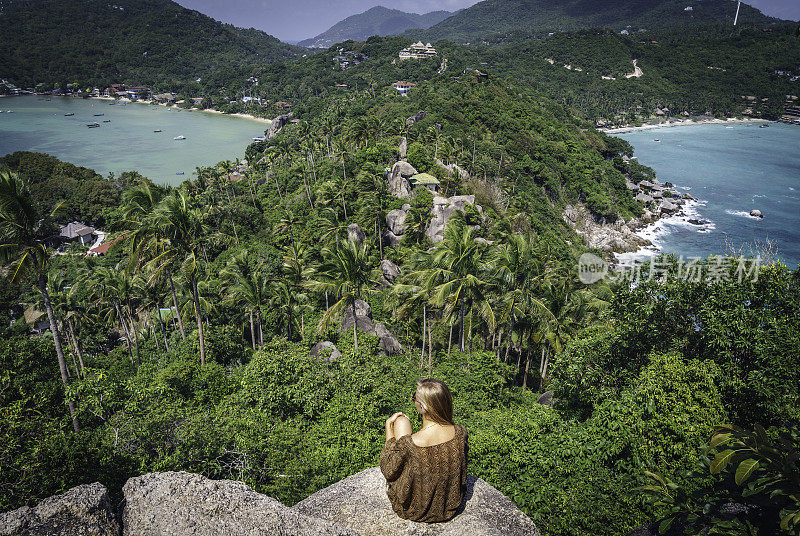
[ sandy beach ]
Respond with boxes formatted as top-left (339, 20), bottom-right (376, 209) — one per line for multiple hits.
top-left (87, 95), bottom-right (272, 125)
top-left (601, 117), bottom-right (768, 134)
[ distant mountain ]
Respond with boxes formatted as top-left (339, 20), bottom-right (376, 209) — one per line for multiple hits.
top-left (0, 0), bottom-right (302, 88)
top-left (298, 6), bottom-right (454, 49)
top-left (409, 0), bottom-right (783, 42)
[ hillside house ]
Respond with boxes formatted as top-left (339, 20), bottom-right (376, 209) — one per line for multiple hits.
top-left (392, 81), bottom-right (416, 95)
top-left (409, 173), bottom-right (440, 192)
top-left (399, 42), bottom-right (437, 60)
top-left (59, 222), bottom-right (97, 246)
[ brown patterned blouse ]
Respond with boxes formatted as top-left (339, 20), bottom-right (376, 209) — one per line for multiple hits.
top-left (379, 424), bottom-right (469, 523)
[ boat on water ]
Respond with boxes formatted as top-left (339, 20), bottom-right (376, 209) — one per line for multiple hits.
top-left (109, 102), bottom-right (115, 105)
top-left (176, 172), bottom-right (185, 175)
top-left (252, 135), bottom-right (266, 142)
top-left (94, 113), bottom-right (104, 117)
top-left (654, 139), bottom-right (660, 142)
top-left (65, 113), bottom-right (75, 116)
top-left (87, 122), bottom-right (100, 128)
top-left (103, 120), bottom-right (111, 123)
top-left (759, 124), bottom-right (770, 128)
top-left (154, 129), bottom-right (163, 133)
top-left (174, 135), bottom-right (186, 140)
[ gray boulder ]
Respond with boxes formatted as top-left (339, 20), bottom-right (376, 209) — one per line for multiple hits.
top-left (341, 300), bottom-right (403, 355)
top-left (388, 162), bottom-right (418, 199)
top-left (294, 466), bottom-right (541, 536)
top-left (384, 230), bottom-right (402, 248)
top-left (398, 137), bottom-right (408, 160)
top-left (266, 113), bottom-right (293, 140)
top-left (638, 180), bottom-right (655, 190)
top-left (379, 260), bottom-right (401, 288)
top-left (750, 209), bottom-right (763, 219)
top-left (406, 111), bottom-right (427, 127)
top-left (311, 341), bottom-right (342, 362)
top-left (426, 195), bottom-right (481, 243)
top-left (347, 223), bottom-right (367, 244)
top-left (121, 471), bottom-right (356, 536)
top-left (635, 192), bottom-right (653, 204)
top-left (0, 483), bottom-right (119, 536)
top-left (660, 201), bottom-right (678, 214)
top-left (386, 208), bottom-right (409, 236)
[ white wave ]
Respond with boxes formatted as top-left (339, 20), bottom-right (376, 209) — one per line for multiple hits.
top-left (725, 209), bottom-right (762, 220)
top-left (790, 187), bottom-right (796, 191)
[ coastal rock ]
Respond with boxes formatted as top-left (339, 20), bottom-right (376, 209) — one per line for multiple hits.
top-left (121, 472), bottom-right (355, 536)
top-left (660, 201), bottom-right (678, 214)
top-left (310, 341), bottom-right (342, 362)
top-left (0, 482), bottom-right (119, 536)
top-left (563, 204), bottom-right (651, 254)
top-left (682, 193), bottom-right (696, 200)
top-left (664, 181), bottom-right (674, 188)
top-left (398, 137), bottom-right (408, 160)
top-left (294, 467), bottom-right (541, 536)
top-left (388, 162), bottom-right (418, 198)
top-left (638, 180), bottom-right (655, 190)
top-left (347, 223), bottom-right (367, 244)
top-left (635, 192), bottom-right (654, 204)
top-left (406, 111), bottom-right (427, 127)
top-left (750, 209), bottom-right (763, 219)
top-left (379, 259), bottom-right (401, 288)
top-left (267, 113), bottom-right (293, 140)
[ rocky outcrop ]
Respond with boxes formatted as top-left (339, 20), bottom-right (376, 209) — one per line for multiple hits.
top-left (435, 159), bottom-right (469, 181)
top-left (4, 470), bottom-right (538, 536)
top-left (562, 204), bottom-right (651, 254)
top-left (750, 209), bottom-right (763, 219)
top-left (267, 113), bottom-right (293, 140)
top-left (386, 206), bottom-right (410, 235)
top-left (426, 195), bottom-right (482, 243)
top-left (406, 111), bottom-right (427, 127)
top-left (379, 260), bottom-right (401, 288)
top-left (0, 483), bottom-right (119, 536)
top-left (388, 162), bottom-right (417, 198)
top-left (341, 300), bottom-right (403, 355)
top-left (347, 223), bottom-right (366, 244)
top-left (294, 467), bottom-right (541, 536)
top-left (121, 472), bottom-right (355, 536)
top-left (311, 341), bottom-right (342, 362)
top-left (398, 137), bottom-right (408, 161)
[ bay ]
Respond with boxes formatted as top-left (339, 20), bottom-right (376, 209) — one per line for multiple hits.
top-left (615, 123), bottom-right (800, 268)
top-left (0, 95), bottom-right (268, 186)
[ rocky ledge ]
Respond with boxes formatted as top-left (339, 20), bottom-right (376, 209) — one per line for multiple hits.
top-left (1, 469), bottom-right (539, 536)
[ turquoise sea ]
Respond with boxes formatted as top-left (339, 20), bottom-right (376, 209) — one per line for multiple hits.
top-left (0, 95), bottom-right (268, 186)
top-left (615, 123), bottom-right (800, 268)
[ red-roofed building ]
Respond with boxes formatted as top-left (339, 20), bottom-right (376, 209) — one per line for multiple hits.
top-left (392, 81), bottom-right (416, 95)
top-left (88, 235), bottom-right (124, 257)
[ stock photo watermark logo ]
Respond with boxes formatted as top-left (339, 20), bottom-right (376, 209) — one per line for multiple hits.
top-left (577, 255), bottom-right (762, 285)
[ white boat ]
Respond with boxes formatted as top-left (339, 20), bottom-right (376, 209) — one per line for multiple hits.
top-left (154, 129), bottom-right (163, 133)
top-left (174, 135), bottom-right (186, 140)
top-left (252, 136), bottom-right (266, 142)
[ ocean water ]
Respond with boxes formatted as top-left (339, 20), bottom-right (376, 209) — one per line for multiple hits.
top-left (615, 123), bottom-right (800, 268)
top-left (0, 95), bottom-right (268, 186)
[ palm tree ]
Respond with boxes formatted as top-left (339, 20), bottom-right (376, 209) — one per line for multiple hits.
top-left (358, 175), bottom-right (391, 259)
top-left (412, 223), bottom-right (496, 352)
top-left (306, 239), bottom-right (374, 352)
top-left (0, 170), bottom-right (80, 431)
top-left (152, 191), bottom-right (210, 365)
top-left (85, 266), bottom-right (141, 366)
top-left (221, 251), bottom-right (269, 349)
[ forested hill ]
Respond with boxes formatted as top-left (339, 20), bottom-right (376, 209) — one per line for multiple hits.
top-left (407, 0), bottom-right (782, 42)
top-left (0, 0), bottom-right (302, 90)
top-left (298, 6), bottom-right (454, 49)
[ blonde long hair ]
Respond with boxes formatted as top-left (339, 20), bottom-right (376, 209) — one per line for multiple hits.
top-left (415, 378), bottom-right (454, 425)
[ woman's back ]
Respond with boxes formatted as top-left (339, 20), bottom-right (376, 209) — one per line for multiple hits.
top-left (379, 424), bottom-right (468, 523)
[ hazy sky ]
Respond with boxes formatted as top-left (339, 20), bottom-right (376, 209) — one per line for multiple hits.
top-left (173, 0), bottom-right (800, 42)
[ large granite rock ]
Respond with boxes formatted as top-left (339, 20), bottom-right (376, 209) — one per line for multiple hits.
top-left (386, 208), bottom-right (409, 236)
top-left (426, 195), bottom-right (481, 243)
top-left (347, 223), bottom-right (367, 245)
top-left (266, 113), bottom-right (293, 140)
top-left (341, 300), bottom-right (402, 355)
top-left (406, 111), bottom-right (427, 127)
top-left (310, 341), bottom-right (342, 362)
top-left (0, 483), bottom-right (119, 536)
top-left (563, 204), bottom-right (651, 254)
top-left (388, 162), bottom-right (418, 198)
top-left (398, 137), bottom-right (408, 160)
top-left (121, 472), bottom-right (355, 536)
top-left (294, 467), bottom-right (541, 536)
top-left (435, 159), bottom-right (469, 181)
top-left (379, 260), bottom-right (401, 288)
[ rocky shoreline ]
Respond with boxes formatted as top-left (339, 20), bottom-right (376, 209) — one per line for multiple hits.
top-left (562, 171), bottom-right (701, 259)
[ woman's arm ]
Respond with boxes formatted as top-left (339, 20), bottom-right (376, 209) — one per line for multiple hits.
top-left (385, 412), bottom-right (411, 441)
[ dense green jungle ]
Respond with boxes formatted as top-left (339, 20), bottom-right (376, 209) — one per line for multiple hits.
top-left (1, 72), bottom-right (799, 535)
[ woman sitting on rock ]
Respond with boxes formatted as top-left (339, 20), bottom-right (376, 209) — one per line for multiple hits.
top-left (380, 378), bottom-right (468, 523)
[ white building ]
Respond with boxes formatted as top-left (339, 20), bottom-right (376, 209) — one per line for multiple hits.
top-left (399, 42), bottom-right (437, 60)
